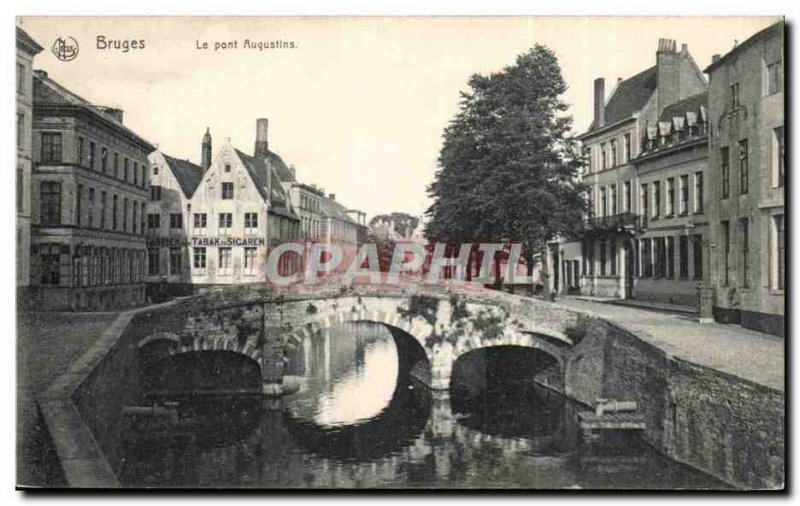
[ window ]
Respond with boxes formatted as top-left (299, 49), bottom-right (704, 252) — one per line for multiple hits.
top-left (679, 175), bottom-right (689, 215)
top-left (244, 247), bottom-right (257, 275)
top-left (694, 172), bottom-right (704, 213)
top-left (774, 126), bottom-right (785, 187)
top-left (641, 184), bottom-right (648, 219)
top-left (153, 165), bottom-right (159, 176)
top-left (599, 239), bottom-right (607, 276)
top-left (666, 178), bottom-right (675, 216)
top-left (76, 185), bottom-right (83, 227)
top-left (624, 133), bottom-right (632, 163)
top-left (219, 212), bottom-right (232, 233)
top-left (112, 195), bottom-right (118, 231)
top-left (100, 191), bottom-right (107, 229)
top-left (17, 113), bottom-right (24, 148)
top-left (222, 182), bottom-right (234, 200)
top-left (123, 158), bottom-right (129, 181)
top-left (148, 248), bottom-right (160, 276)
top-left (17, 63), bottom-right (24, 91)
top-left (610, 140), bottom-right (617, 168)
top-left (623, 181), bottom-right (631, 213)
top-left (123, 198), bottom-right (128, 232)
top-left (740, 218), bottom-right (749, 288)
top-left (87, 187), bottom-right (95, 228)
top-left (610, 184), bottom-right (617, 215)
top-left (140, 203), bottom-right (146, 234)
top-left (774, 215), bottom-right (784, 289)
top-left (193, 247), bottom-right (207, 273)
top-left (218, 248), bottom-right (232, 276)
top-left (721, 147), bottom-right (730, 199)
top-left (224, 163), bottom-right (231, 173)
top-left (122, 157), bottom-right (127, 179)
top-left (652, 181), bottom-right (661, 218)
top-left (245, 212), bottom-right (258, 234)
top-left (77, 137), bottom-right (84, 165)
top-left (170, 213), bottom-right (183, 230)
top-left (654, 237), bottom-right (666, 278)
top-left (693, 235), bottom-right (703, 279)
top-left (587, 239), bottom-right (595, 276)
top-left (40, 133), bottom-right (62, 163)
top-left (147, 213), bottom-right (161, 230)
top-left (40, 181), bottom-right (61, 226)
top-left (101, 147), bottom-right (108, 173)
top-left (609, 239), bottom-right (617, 276)
top-left (641, 238), bottom-right (652, 278)
top-left (601, 144), bottom-right (607, 170)
top-left (89, 141), bottom-right (96, 169)
top-left (40, 244), bottom-right (62, 285)
top-left (739, 139), bottom-right (749, 194)
top-left (679, 235), bottom-right (689, 279)
top-left (133, 162), bottom-right (138, 185)
top-left (17, 169), bottom-right (24, 213)
top-left (721, 220), bottom-right (730, 286)
top-left (600, 187), bottom-right (607, 217)
top-left (667, 236), bottom-right (675, 278)
top-left (730, 82), bottom-right (740, 109)
top-left (767, 61), bottom-right (783, 95)
top-left (150, 185), bottom-right (162, 201)
top-left (585, 147), bottom-right (592, 174)
top-left (193, 213), bottom-right (207, 230)
top-left (113, 153), bottom-right (119, 176)
top-left (169, 247), bottom-right (182, 276)
top-left (132, 200), bottom-right (137, 234)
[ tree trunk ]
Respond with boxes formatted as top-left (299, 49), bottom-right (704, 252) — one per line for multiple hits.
top-left (541, 243), bottom-right (554, 301)
top-left (524, 244), bottom-right (535, 297)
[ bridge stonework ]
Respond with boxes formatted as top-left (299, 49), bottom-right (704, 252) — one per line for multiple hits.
top-left (138, 287), bottom-right (583, 393)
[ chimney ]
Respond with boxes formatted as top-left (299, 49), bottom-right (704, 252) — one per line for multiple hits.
top-left (656, 38), bottom-right (680, 114)
top-left (254, 118), bottom-right (269, 158)
top-left (34, 69), bottom-right (47, 78)
top-left (712, 54), bottom-right (721, 63)
top-left (289, 164), bottom-right (296, 180)
top-left (593, 78), bottom-right (605, 127)
top-left (201, 127), bottom-right (212, 170)
top-left (328, 193), bottom-right (335, 201)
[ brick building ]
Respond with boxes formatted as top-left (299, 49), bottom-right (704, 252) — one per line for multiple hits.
top-left (16, 27), bottom-right (43, 302)
top-left (554, 38), bottom-right (709, 304)
top-left (705, 22), bottom-right (784, 335)
top-left (30, 70), bottom-right (155, 310)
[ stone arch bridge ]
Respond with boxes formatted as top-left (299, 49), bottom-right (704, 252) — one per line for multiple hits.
top-left (138, 286), bottom-right (590, 394)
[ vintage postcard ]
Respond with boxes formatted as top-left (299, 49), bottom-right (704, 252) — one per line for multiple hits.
top-left (15, 16), bottom-right (785, 490)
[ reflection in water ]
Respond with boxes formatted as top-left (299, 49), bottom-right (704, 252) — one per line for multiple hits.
top-left (120, 322), bottom-right (728, 489)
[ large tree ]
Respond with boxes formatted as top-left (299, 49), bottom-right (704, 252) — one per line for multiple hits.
top-left (425, 44), bottom-right (586, 290)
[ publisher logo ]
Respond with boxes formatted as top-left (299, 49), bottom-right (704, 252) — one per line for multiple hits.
top-left (51, 36), bottom-right (79, 62)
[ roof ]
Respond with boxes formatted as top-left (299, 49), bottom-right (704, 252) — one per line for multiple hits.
top-left (319, 195), bottom-right (357, 225)
top-left (33, 71), bottom-right (155, 151)
top-left (658, 91), bottom-right (708, 123)
top-left (588, 66), bottom-right (657, 132)
top-left (704, 22), bottom-right (784, 74)
top-left (263, 150), bottom-right (296, 183)
top-left (16, 26), bottom-right (43, 55)
top-left (162, 154), bottom-right (204, 198)
top-left (234, 148), bottom-right (299, 221)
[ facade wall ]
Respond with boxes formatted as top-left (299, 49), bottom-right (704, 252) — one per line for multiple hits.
top-left (16, 33), bottom-right (41, 291)
top-left (707, 25), bottom-right (784, 335)
top-left (144, 151), bottom-right (193, 286)
top-left (185, 144), bottom-right (271, 285)
top-left (30, 92), bottom-right (151, 310)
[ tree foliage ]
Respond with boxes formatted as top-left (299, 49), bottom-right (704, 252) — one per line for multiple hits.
top-left (425, 45), bottom-right (587, 258)
top-left (369, 212), bottom-right (420, 238)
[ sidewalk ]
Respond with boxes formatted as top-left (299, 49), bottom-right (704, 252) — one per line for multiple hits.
top-left (572, 295), bottom-right (697, 315)
top-left (556, 298), bottom-right (784, 392)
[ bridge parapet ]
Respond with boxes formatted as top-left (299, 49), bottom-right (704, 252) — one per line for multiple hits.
top-left (138, 285), bottom-right (585, 393)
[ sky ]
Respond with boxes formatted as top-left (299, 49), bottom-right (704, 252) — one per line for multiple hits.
top-left (18, 16), bottom-right (778, 220)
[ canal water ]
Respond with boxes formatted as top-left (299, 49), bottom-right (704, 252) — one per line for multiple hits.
top-left (119, 323), bottom-right (728, 489)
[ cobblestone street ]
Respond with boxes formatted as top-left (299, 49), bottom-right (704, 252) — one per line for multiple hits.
top-left (556, 297), bottom-right (784, 391)
top-left (17, 311), bottom-right (119, 486)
